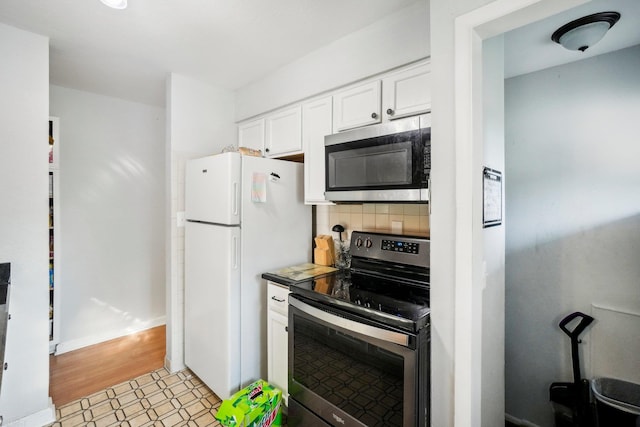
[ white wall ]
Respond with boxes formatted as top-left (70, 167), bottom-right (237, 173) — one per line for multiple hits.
top-left (480, 34), bottom-right (505, 427)
top-left (165, 73), bottom-right (236, 371)
top-left (235, 0), bottom-right (430, 121)
top-left (505, 45), bottom-right (640, 427)
top-left (430, 2), bottom-right (495, 425)
top-left (0, 23), bottom-right (54, 425)
top-left (49, 85), bottom-right (166, 353)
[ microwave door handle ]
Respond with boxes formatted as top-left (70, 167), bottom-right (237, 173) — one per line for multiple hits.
top-left (289, 297), bottom-right (410, 347)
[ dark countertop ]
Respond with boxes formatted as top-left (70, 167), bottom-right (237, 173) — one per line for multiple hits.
top-left (262, 263), bottom-right (338, 287)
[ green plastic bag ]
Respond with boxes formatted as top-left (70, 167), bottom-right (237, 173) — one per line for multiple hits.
top-left (215, 380), bottom-right (282, 427)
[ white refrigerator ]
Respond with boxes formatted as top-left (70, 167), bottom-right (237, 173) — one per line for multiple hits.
top-left (184, 152), bottom-right (311, 400)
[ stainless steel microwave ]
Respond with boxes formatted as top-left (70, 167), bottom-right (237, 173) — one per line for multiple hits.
top-left (324, 113), bottom-right (431, 202)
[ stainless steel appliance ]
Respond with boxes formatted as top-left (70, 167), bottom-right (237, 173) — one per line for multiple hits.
top-left (288, 232), bottom-right (430, 427)
top-left (324, 114), bottom-right (431, 203)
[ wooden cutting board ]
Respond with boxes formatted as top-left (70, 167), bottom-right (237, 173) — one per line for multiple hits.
top-left (267, 263), bottom-right (337, 282)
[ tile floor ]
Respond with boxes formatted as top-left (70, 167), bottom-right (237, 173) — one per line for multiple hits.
top-left (48, 368), bottom-right (223, 427)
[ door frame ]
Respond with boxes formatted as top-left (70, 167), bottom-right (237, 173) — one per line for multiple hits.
top-left (450, 0), bottom-right (590, 425)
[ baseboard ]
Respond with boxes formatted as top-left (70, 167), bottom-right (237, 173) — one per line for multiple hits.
top-left (505, 413), bottom-right (542, 427)
top-left (4, 398), bottom-right (55, 426)
top-left (164, 355), bottom-right (186, 373)
top-left (54, 316), bottom-right (166, 355)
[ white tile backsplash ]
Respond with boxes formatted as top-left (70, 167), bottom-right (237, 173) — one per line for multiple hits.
top-left (315, 203), bottom-right (430, 242)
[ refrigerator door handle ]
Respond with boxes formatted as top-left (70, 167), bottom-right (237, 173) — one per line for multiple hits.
top-left (232, 235), bottom-right (239, 269)
top-left (233, 182), bottom-right (239, 216)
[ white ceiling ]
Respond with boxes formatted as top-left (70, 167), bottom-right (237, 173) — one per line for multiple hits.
top-left (1, 0), bottom-right (637, 107)
top-left (0, 0), bottom-right (418, 106)
top-left (504, 0), bottom-right (640, 78)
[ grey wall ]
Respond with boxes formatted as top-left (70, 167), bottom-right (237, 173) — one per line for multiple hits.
top-left (505, 45), bottom-right (640, 427)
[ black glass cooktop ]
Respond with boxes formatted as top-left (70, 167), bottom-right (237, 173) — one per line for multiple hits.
top-left (289, 270), bottom-right (430, 333)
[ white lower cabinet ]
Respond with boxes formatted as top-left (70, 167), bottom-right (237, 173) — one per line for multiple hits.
top-left (267, 281), bottom-right (290, 406)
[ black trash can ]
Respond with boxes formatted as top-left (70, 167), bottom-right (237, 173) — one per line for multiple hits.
top-left (591, 378), bottom-right (640, 427)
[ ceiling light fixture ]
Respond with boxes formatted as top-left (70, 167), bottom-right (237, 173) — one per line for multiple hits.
top-left (100, 0), bottom-right (127, 9)
top-left (551, 11), bottom-right (620, 52)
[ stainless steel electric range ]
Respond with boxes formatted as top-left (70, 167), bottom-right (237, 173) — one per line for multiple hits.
top-left (287, 231), bottom-right (430, 427)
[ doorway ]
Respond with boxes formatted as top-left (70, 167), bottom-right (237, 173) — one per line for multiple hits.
top-left (431, 0), bottom-right (639, 426)
top-left (429, 1), bottom-right (595, 426)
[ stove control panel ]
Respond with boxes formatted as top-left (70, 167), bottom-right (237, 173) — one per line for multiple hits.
top-left (350, 231), bottom-right (429, 268)
top-left (382, 239), bottom-right (419, 254)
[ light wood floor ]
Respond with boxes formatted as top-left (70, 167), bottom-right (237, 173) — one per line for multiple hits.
top-left (49, 325), bottom-right (166, 406)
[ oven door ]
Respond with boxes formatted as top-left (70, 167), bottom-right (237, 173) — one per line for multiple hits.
top-left (288, 295), bottom-right (424, 427)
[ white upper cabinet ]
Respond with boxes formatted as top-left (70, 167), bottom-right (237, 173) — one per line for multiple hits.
top-left (331, 61), bottom-right (431, 132)
top-left (237, 59), bottom-right (431, 186)
top-left (382, 62), bottom-right (431, 121)
top-left (238, 118), bottom-right (265, 153)
top-left (332, 80), bottom-right (382, 132)
top-left (302, 96), bottom-right (333, 205)
top-left (265, 105), bottom-right (302, 158)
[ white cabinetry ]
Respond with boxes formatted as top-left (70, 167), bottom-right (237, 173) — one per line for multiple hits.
top-left (237, 59), bottom-right (431, 204)
top-left (302, 96), bottom-right (333, 205)
top-left (332, 61), bottom-right (431, 132)
top-left (382, 62), bottom-right (431, 121)
top-left (333, 80), bottom-right (382, 132)
top-left (267, 281), bottom-right (289, 405)
top-left (238, 118), bottom-right (265, 153)
top-left (265, 106), bottom-right (302, 158)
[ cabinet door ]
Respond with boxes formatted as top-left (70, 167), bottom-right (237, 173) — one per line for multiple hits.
top-left (267, 282), bottom-right (289, 316)
top-left (382, 62), bottom-right (431, 120)
top-left (267, 309), bottom-right (289, 405)
top-left (302, 96), bottom-right (333, 205)
top-left (333, 80), bottom-right (381, 132)
top-left (265, 106), bottom-right (302, 157)
top-left (238, 118), bottom-right (265, 153)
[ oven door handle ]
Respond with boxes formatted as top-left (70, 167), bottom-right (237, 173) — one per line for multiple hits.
top-left (290, 297), bottom-right (410, 347)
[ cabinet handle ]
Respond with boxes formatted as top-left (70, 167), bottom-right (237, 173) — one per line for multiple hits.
top-left (371, 112), bottom-right (378, 119)
top-left (386, 108), bottom-right (394, 116)
top-left (271, 296), bottom-right (285, 303)
top-left (285, 326), bottom-right (288, 332)
top-left (3, 362), bottom-right (7, 370)
top-left (265, 148), bottom-right (270, 153)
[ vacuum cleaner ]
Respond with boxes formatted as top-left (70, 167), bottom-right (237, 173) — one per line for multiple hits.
top-left (549, 311), bottom-right (595, 427)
